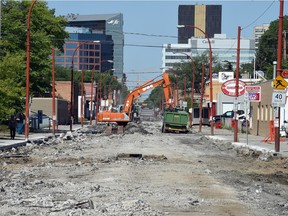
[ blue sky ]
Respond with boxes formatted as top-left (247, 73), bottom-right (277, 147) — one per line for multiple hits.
top-left (47, 0), bottom-right (281, 92)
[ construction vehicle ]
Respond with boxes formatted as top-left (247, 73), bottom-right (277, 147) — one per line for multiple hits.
top-left (97, 72), bottom-right (174, 127)
top-left (97, 71), bottom-right (189, 133)
top-left (161, 109), bottom-right (189, 133)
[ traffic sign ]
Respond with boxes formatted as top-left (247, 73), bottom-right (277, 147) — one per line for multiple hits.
top-left (245, 86), bottom-right (261, 102)
top-left (272, 89), bottom-right (286, 107)
top-left (281, 70), bottom-right (288, 78)
top-left (273, 75), bottom-right (288, 90)
top-left (221, 79), bottom-right (246, 97)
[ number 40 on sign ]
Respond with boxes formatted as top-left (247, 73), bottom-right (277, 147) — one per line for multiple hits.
top-left (272, 89), bottom-right (287, 107)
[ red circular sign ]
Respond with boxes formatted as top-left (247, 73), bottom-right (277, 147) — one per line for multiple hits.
top-left (221, 79), bottom-right (246, 97)
top-left (282, 70), bottom-right (288, 78)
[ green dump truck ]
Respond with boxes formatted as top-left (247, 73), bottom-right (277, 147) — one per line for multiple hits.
top-left (161, 110), bottom-right (189, 133)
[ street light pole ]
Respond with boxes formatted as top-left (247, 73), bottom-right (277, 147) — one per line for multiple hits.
top-left (70, 45), bottom-right (79, 131)
top-left (25, 0), bottom-right (37, 141)
top-left (199, 63), bottom-right (205, 132)
top-left (70, 40), bottom-right (100, 131)
top-left (234, 26), bottom-right (241, 142)
top-left (52, 48), bottom-right (56, 135)
top-left (184, 76), bottom-right (186, 101)
top-left (90, 60), bottom-right (113, 125)
top-left (81, 69), bottom-right (84, 127)
top-left (178, 25), bottom-right (214, 135)
top-left (167, 68), bottom-right (179, 106)
top-left (175, 52), bottom-right (196, 128)
top-left (90, 66), bottom-right (96, 125)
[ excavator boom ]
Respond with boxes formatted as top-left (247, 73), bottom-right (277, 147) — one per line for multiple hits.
top-left (97, 72), bottom-right (174, 125)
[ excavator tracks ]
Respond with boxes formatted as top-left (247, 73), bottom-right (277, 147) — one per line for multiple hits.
top-left (104, 124), bottom-right (124, 135)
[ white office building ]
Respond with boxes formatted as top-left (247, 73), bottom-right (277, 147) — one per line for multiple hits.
top-left (254, 23), bottom-right (270, 49)
top-left (162, 34), bottom-right (255, 71)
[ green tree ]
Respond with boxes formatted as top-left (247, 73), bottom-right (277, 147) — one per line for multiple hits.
top-left (147, 52), bottom-right (218, 109)
top-left (0, 0), bottom-right (68, 121)
top-left (173, 52), bottom-right (218, 95)
top-left (148, 86), bottom-right (164, 108)
top-left (0, 79), bottom-right (24, 121)
top-left (240, 62), bottom-right (254, 78)
top-left (0, 52), bottom-right (26, 122)
top-left (222, 60), bottom-right (233, 71)
top-left (256, 16), bottom-right (288, 79)
top-left (1, 0), bottom-right (68, 94)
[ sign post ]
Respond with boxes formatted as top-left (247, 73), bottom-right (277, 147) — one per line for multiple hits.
top-left (245, 86), bottom-right (261, 102)
top-left (272, 74), bottom-right (288, 153)
top-left (221, 79), bottom-right (246, 143)
top-left (244, 86), bottom-right (262, 145)
top-left (243, 92), bottom-right (249, 145)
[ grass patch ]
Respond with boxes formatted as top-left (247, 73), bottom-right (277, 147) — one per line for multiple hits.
top-left (0, 124), bottom-right (9, 136)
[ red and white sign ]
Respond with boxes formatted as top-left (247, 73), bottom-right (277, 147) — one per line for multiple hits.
top-left (282, 70), bottom-right (288, 78)
top-left (221, 79), bottom-right (246, 97)
top-left (245, 86), bottom-right (261, 102)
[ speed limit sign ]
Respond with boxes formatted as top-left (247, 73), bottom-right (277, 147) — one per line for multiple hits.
top-left (272, 89), bottom-right (286, 107)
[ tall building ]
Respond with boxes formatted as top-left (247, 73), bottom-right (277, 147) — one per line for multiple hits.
top-left (162, 34), bottom-right (255, 70)
top-left (67, 13), bottom-right (124, 80)
top-left (55, 31), bottom-right (114, 72)
top-left (178, 5), bottom-right (222, 44)
top-left (254, 23), bottom-right (270, 49)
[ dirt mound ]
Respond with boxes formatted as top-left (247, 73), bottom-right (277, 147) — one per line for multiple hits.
top-left (124, 122), bottom-right (151, 135)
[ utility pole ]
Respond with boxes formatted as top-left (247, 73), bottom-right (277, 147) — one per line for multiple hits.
top-left (283, 30), bottom-right (287, 61)
top-left (275, 0), bottom-right (284, 152)
top-left (234, 26), bottom-right (241, 142)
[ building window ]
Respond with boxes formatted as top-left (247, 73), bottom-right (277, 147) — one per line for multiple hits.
top-left (56, 63), bottom-right (64, 67)
top-left (55, 57), bottom-right (65, 62)
top-left (165, 48), bottom-right (192, 53)
top-left (66, 50), bottom-right (77, 56)
top-left (66, 43), bottom-right (78, 49)
top-left (66, 57), bottom-right (77, 63)
top-left (87, 64), bottom-right (99, 71)
top-left (89, 58), bottom-right (95, 63)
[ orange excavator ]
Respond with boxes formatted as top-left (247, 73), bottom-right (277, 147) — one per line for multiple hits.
top-left (97, 71), bottom-right (174, 126)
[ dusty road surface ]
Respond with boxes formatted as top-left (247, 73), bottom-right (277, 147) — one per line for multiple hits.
top-left (1, 121), bottom-right (288, 216)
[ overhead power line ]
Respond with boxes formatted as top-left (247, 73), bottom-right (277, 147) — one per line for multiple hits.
top-left (242, 1), bottom-right (276, 31)
top-left (125, 71), bottom-right (161, 74)
top-left (107, 30), bottom-right (178, 39)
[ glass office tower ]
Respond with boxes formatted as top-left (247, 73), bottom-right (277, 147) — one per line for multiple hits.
top-left (67, 13), bottom-right (124, 80)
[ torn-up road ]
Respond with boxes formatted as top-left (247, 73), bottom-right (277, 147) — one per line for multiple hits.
top-left (1, 121), bottom-right (288, 216)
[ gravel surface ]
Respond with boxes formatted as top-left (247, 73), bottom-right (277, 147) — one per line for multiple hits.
top-left (1, 121), bottom-right (288, 216)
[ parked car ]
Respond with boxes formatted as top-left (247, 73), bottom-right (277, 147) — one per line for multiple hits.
top-left (213, 110), bottom-right (245, 123)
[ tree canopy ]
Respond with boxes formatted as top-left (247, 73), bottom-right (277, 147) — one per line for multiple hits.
top-left (256, 16), bottom-right (288, 79)
top-left (0, 0), bottom-right (68, 122)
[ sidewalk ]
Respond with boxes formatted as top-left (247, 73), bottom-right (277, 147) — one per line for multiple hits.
top-left (201, 126), bottom-right (288, 157)
top-left (0, 125), bottom-right (80, 151)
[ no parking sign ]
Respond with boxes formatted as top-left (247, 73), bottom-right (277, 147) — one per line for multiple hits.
top-left (245, 86), bottom-right (261, 102)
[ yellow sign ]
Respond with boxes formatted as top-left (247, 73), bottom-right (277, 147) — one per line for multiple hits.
top-left (273, 75), bottom-right (288, 90)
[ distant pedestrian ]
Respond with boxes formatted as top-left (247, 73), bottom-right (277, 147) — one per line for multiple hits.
top-left (8, 115), bottom-right (17, 139)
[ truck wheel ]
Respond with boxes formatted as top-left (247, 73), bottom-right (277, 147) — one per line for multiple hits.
top-left (161, 124), bottom-right (166, 133)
